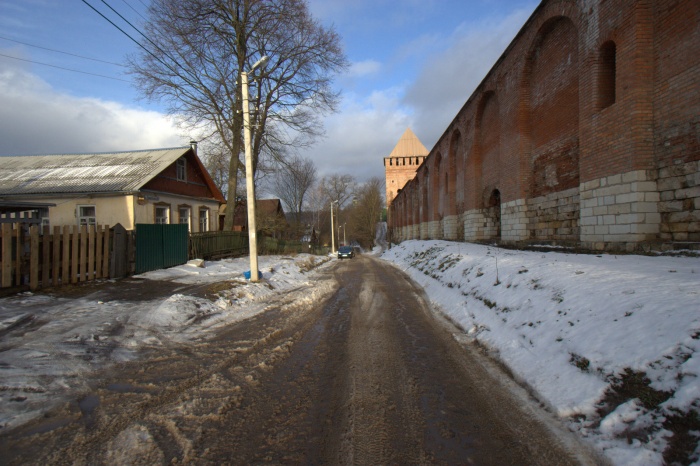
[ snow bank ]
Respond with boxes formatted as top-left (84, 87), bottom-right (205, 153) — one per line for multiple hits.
top-left (381, 240), bottom-right (700, 465)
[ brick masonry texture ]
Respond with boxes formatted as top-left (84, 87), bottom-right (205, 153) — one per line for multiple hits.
top-left (387, 0), bottom-right (700, 252)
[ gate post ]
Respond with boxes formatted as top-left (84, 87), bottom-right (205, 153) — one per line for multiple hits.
top-left (110, 224), bottom-right (128, 279)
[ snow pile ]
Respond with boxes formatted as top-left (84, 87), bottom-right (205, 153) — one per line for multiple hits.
top-left (381, 240), bottom-right (700, 465)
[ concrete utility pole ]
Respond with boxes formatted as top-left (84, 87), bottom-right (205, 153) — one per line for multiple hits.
top-left (242, 56), bottom-right (269, 282)
top-left (330, 200), bottom-right (338, 253)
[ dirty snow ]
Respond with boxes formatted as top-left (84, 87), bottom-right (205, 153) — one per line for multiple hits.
top-left (381, 240), bottom-right (700, 466)
top-left (0, 254), bottom-right (333, 431)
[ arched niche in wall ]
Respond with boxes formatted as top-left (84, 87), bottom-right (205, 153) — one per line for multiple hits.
top-left (448, 129), bottom-right (461, 216)
top-left (432, 152), bottom-right (443, 220)
top-left (523, 15), bottom-right (580, 198)
top-left (475, 90), bottom-right (500, 208)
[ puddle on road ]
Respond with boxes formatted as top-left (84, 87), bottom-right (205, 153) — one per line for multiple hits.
top-left (78, 394), bottom-right (100, 428)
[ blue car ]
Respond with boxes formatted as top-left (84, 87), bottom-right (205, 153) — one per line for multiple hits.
top-left (338, 246), bottom-right (354, 259)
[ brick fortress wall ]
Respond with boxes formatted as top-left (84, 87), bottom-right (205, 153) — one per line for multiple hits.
top-left (388, 0), bottom-right (700, 252)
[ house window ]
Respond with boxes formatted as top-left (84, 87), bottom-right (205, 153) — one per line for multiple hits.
top-left (179, 205), bottom-right (191, 231)
top-left (39, 208), bottom-right (50, 229)
top-left (176, 157), bottom-right (187, 181)
top-left (598, 41), bottom-right (616, 109)
top-left (155, 205), bottom-right (170, 224)
top-left (199, 208), bottom-right (209, 232)
top-left (77, 205), bottom-right (96, 226)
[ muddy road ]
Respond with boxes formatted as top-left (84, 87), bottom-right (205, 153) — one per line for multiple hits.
top-left (1, 255), bottom-right (601, 465)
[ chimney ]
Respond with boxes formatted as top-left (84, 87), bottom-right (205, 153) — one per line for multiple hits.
top-left (189, 140), bottom-right (198, 155)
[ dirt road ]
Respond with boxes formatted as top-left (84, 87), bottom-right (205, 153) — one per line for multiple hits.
top-left (1, 255), bottom-right (602, 464)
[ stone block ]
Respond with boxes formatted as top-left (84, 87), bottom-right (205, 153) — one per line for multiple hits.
top-left (622, 170), bottom-right (647, 183)
top-left (610, 224), bottom-right (632, 234)
top-left (630, 202), bottom-right (659, 214)
top-left (658, 201), bottom-right (684, 212)
top-left (631, 181), bottom-right (658, 193)
top-left (658, 177), bottom-right (685, 191)
top-left (676, 186), bottom-right (700, 200)
top-left (608, 204), bottom-right (631, 215)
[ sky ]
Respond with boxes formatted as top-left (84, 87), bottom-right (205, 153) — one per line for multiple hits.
top-left (1, 243), bottom-right (698, 465)
top-left (0, 0), bottom-right (538, 184)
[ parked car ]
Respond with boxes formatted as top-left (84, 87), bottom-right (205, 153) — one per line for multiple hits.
top-left (338, 245), bottom-right (354, 259)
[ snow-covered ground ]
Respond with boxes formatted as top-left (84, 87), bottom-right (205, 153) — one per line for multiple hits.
top-left (1, 241), bottom-right (699, 465)
top-left (381, 240), bottom-right (700, 466)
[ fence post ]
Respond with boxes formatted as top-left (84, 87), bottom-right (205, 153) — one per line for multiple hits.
top-left (71, 226), bottom-right (79, 284)
top-left (79, 225), bottom-right (87, 282)
top-left (102, 224), bottom-right (110, 278)
top-left (1, 223), bottom-right (11, 288)
top-left (52, 226), bottom-right (60, 287)
top-left (30, 225), bottom-right (39, 291)
top-left (110, 224), bottom-right (128, 279)
top-left (41, 226), bottom-right (50, 288)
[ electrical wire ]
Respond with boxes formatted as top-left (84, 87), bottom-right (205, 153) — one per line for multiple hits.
top-left (0, 34), bottom-right (126, 67)
top-left (0, 53), bottom-right (131, 82)
top-left (81, 0), bottom-right (199, 87)
top-left (119, 0), bottom-right (148, 23)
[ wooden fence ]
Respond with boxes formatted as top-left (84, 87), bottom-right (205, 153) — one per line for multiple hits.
top-left (1, 223), bottom-right (114, 291)
top-left (0, 224), bottom-right (327, 293)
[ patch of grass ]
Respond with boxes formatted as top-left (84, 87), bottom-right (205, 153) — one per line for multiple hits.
top-left (569, 353), bottom-right (590, 372)
top-left (597, 369), bottom-right (672, 419)
top-left (483, 298), bottom-right (497, 309)
top-left (663, 409), bottom-right (700, 466)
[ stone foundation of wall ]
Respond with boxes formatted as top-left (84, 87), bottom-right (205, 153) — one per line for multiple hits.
top-left (442, 215), bottom-right (460, 240)
top-left (501, 199), bottom-right (529, 242)
top-left (526, 187), bottom-right (580, 243)
top-left (580, 170), bottom-right (661, 251)
top-left (658, 160), bottom-right (700, 247)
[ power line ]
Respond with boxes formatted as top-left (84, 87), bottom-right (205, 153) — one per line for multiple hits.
top-left (0, 53), bottom-right (131, 82)
top-left (82, 0), bottom-right (201, 89)
top-left (119, 0), bottom-right (148, 23)
top-left (0, 34), bottom-right (126, 67)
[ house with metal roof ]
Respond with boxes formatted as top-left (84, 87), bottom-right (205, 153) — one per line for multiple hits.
top-left (0, 143), bottom-right (225, 231)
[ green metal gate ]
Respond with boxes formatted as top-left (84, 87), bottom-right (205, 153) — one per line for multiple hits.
top-left (135, 224), bottom-right (189, 274)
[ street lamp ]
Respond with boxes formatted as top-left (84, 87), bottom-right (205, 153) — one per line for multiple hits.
top-left (330, 200), bottom-right (338, 254)
top-left (343, 222), bottom-right (346, 245)
top-left (242, 55), bottom-right (269, 282)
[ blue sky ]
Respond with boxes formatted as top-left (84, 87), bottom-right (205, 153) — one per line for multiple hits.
top-left (0, 0), bottom-right (538, 183)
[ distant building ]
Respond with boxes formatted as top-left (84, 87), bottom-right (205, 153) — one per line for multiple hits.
top-left (0, 144), bottom-right (224, 231)
top-left (223, 198), bottom-right (289, 238)
top-left (383, 127), bottom-right (429, 211)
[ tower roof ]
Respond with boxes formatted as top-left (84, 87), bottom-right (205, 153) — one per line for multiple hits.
top-left (388, 128), bottom-right (429, 158)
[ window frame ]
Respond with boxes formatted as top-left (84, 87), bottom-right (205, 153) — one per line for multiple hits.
top-left (178, 204), bottom-right (192, 231)
top-left (176, 157), bottom-right (187, 182)
top-left (199, 207), bottom-right (210, 232)
top-left (154, 203), bottom-right (171, 225)
top-left (77, 204), bottom-right (96, 226)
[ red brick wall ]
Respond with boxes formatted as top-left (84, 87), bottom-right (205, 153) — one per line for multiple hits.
top-left (389, 0), bottom-right (699, 248)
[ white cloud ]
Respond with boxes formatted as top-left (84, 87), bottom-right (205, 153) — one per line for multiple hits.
top-left (0, 60), bottom-right (183, 156)
top-left (302, 88), bottom-right (412, 183)
top-left (403, 7), bottom-right (534, 147)
top-left (347, 59), bottom-right (381, 78)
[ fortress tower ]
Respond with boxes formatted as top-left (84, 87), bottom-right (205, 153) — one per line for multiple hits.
top-left (383, 128), bottom-right (428, 209)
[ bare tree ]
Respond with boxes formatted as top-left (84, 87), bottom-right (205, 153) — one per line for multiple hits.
top-left (128, 0), bottom-right (347, 229)
top-left (319, 174), bottom-right (356, 207)
top-left (348, 177), bottom-right (385, 249)
top-left (272, 155), bottom-right (317, 227)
